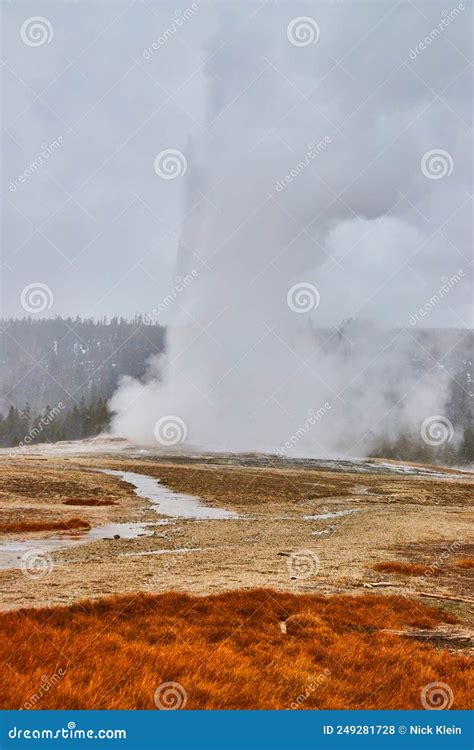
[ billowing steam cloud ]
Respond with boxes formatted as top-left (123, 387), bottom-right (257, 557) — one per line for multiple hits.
top-left (110, 4), bottom-right (471, 456)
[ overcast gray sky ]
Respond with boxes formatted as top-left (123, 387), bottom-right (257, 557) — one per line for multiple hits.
top-left (1, 0), bottom-right (472, 328)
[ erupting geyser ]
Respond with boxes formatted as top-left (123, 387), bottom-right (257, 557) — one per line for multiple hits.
top-left (110, 5), bottom-right (470, 457)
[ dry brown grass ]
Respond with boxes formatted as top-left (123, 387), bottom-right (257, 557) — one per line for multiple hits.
top-left (102, 459), bottom-right (473, 509)
top-left (63, 499), bottom-right (116, 506)
top-left (0, 517), bottom-right (90, 533)
top-left (373, 561), bottom-right (441, 576)
top-left (0, 589), bottom-right (470, 710)
top-left (456, 559), bottom-right (474, 569)
top-left (0, 463), bottom-right (134, 506)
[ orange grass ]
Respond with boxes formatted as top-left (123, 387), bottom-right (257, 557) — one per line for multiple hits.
top-left (0, 517), bottom-right (91, 533)
top-left (0, 589), bottom-right (470, 710)
top-left (373, 561), bottom-right (440, 576)
top-left (456, 559), bottom-right (474, 569)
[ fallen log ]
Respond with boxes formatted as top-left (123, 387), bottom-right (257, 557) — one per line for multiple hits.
top-left (406, 591), bottom-right (474, 605)
top-left (382, 628), bottom-right (472, 645)
top-left (361, 584), bottom-right (474, 604)
top-left (363, 581), bottom-right (397, 588)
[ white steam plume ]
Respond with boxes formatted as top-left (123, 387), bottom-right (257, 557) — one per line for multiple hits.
top-left (110, 4), bottom-right (470, 456)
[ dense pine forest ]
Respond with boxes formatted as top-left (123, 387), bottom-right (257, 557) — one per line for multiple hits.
top-left (0, 398), bottom-right (109, 451)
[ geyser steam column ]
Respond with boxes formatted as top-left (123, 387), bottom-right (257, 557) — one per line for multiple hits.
top-left (110, 5), bottom-right (462, 455)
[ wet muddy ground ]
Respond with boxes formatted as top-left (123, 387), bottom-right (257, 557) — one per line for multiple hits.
top-left (0, 449), bottom-right (472, 623)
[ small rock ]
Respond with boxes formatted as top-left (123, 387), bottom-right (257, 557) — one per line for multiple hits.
top-left (113, 534), bottom-right (120, 539)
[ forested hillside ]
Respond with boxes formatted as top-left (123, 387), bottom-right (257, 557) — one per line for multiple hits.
top-left (0, 317), bottom-right (165, 410)
top-left (0, 317), bottom-right (165, 448)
